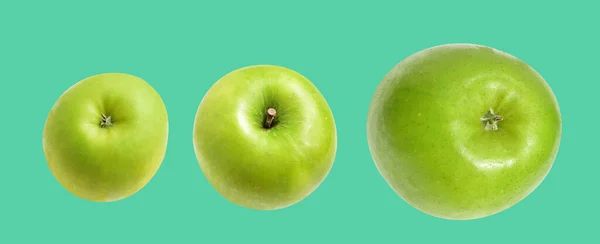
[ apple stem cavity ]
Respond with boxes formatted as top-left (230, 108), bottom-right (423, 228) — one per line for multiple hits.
top-left (480, 108), bottom-right (503, 131)
top-left (264, 108), bottom-right (277, 129)
top-left (100, 114), bottom-right (113, 128)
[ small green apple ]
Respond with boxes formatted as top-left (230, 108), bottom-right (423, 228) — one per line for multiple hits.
top-left (43, 73), bottom-right (169, 202)
top-left (367, 44), bottom-right (562, 220)
top-left (193, 65), bottom-right (337, 210)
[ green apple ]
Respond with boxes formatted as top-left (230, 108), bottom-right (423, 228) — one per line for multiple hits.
top-left (367, 44), bottom-right (562, 220)
top-left (43, 73), bottom-right (169, 202)
top-left (193, 65), bottom-right (337, 210)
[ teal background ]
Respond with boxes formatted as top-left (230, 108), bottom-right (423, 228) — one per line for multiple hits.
top-left (0, 0), bottom-right (597, 243)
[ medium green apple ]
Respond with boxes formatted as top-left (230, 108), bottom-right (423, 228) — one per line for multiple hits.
top-left (193, 65), bottom-right (337, 210)
top-left (367, 44), bottom-right (562, 220)
top-left (43, 73), bottom-right (169, 202)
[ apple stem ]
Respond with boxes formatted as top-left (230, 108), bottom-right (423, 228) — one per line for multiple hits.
top-left (480, 108), bottom-right (503, 131)
top-left (100, 114), bottom-right (113, 128)
top-left (264, 108), bottom-right (277, 129)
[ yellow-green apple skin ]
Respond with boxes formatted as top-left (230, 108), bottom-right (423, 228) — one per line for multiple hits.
top-left (367, 44), bottom-right (562, 220)
top-left (193, 65), bottom-right (337, 210)
top-left (43, 73), bottom-right (169, 202)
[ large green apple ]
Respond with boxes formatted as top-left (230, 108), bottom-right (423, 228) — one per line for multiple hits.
top-left (193, 65), bottom-right (337, 210)
top-left (367, 44), bottom-right (562, 220)
top-left (43, 73), bottom-right (169, 202)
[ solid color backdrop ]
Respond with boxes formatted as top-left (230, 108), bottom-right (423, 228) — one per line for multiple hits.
top-left (0, 0), bottom-right (597, 243)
